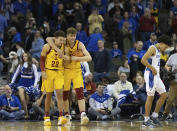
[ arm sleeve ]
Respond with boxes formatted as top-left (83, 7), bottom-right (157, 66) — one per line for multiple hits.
top-left (32, 64), bottom-right (38, 87)
top-left (11, 65), bottom-right (21, 84)
top-left (89, 98), bottom-right (97, 110)
top-left (40, 56), bottom-right (46, 71)
top-left (166, 56), bottom-right (172, 66)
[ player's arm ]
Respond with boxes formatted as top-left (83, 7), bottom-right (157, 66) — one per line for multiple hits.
top-left (141, 46), bottom-right (157, 75)
top-left (40, 44), bottom-right (50, 80)
top-left (46, 37), bottom-right (63, 57)
top-left (71, 42), bottom-right (92, 62)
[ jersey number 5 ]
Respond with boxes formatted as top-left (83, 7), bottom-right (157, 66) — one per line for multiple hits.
top-left (51, 61), bottom-right (59, 67)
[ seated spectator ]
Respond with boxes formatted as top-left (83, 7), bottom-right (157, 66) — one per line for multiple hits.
top-left (143, 32), bottom-right (157, 51)
top-left (8, 27), bottom-right (22, 44)
top-left (111, 41), bottom-right (122, 59)
top-left (76, 22), bottom-right (87, 45)
top-left (88, 82), bottom-right (121, 120)
top-left (10, 52), bottom-right (39, 119)
top-left (93, 40), bottom-right (112, 82)
top-left (113, 72), bottom-right (133, 99)
top-left (88, 7), bottom-right (104, 35)
top-left (0, 85), bottom-right (24, 120)
top-left (127, 41), bottom-right (146, 80)
top-left (31, 91), bottom-right (58, 120)
top-left (30, 30), bottom-right (44, 61)
top-left (0, 46), bottom-right (8, 83)
top-left (133, 75), bottom-right (147, 113)
top-left (117, 59), bottom-right (130, 77)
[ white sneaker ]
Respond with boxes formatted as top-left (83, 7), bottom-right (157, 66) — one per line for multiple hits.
top-left (65, 115), bottom-right (72, 126)
top-left (81, 112), bottom-right (89, 126)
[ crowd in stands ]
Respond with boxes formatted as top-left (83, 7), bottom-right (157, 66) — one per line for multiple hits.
top-left (0, 0), bottom-right (177, 121)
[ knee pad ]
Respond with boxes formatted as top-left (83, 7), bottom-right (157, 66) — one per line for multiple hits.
top-left (75, 87), bottom-right (84, 100)
top-left (63, 91), bottom-right (69, 101)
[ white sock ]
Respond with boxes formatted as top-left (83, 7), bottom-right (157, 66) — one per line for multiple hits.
top-left (151, 112), bottom-right (158, 118)
top-left (144, 116), bottom-right (150, 122)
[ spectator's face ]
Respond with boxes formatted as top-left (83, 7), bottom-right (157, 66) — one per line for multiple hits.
top-left (96, 0), bottom-right (101, 5)
top-left (23, 53), bottom-right (28, 62)
top-left (92, 9), bottom-right (98, 15)
top-left (159, 43), bottom-right (169, 51)
top-left (97, 40), bottom-right (104, 48)
top-left (74, 3), bottom-right (80, 10)
top-left (5, 85), bottom-right (12, 97)
top-left (85, 73), bottom-right (93, 82)
top-left (132, 6), bottom-right (136, 12)
top-left (113, 44), bottom-right (118, 49)
top-left (174, 0), bottom-right (177, 7)
top-left (136, 76), bottom-right (143, 85)
top-left (136, 42), bottom-right (143, 51)
top-left (151, 34), bottom-right (157, 41)
top-left (124, 60), bottom-right (129, 67)
top-left (35, 31), bottom-right (41, 38)
top-left (97, 85), bottom-right (104, 94)
top-left (124, 12), bottom-right (129, 19)
top-left (67, 34), bottom-right (76, 43)
top-left (76, 23), bottom-right (82, 31)
top-left (58, 3), bottom-right (64, 11)
top-left (55, 37), bottom-right (66, 46)
top-left (120, 73), bottom-right (127, 82)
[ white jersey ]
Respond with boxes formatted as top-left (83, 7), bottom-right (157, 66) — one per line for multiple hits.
top-left (144, 45), bottom-right (166, 96)
top-left (146, 45), bottom-right (161, 74)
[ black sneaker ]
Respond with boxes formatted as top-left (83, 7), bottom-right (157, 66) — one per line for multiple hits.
top-left (142, 119), bottom-right (156, 128)
top-left (159, 113), bottom-right (168, 121)
top-left (150, 116), bottom-right (162, 127)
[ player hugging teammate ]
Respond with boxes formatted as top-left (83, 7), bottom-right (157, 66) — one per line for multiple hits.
top-left (40, 27), bottom-right (92, 126)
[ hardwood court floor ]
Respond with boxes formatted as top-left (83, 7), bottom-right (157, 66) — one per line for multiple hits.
top-left (0, 121), bottom-right (177, 131)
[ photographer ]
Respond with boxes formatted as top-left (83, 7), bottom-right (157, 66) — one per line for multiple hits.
top-left (160, 52), bottom-right (177, 120)
top-left (88, 82), bottom-right (120, 120)
top-left (0, 85), bottom-right (24, 120)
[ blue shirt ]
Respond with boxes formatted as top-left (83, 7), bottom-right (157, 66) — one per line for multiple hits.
top-left (170, 7), bottom-right (177, 13)
top-left (52, 3), bottom-right (58, 16)
top-left (76, 30), bottom-right (87, 45)
top-left (87, 33), bottom-right (103, 52)
top-left (127, 49), bottom-right (146, 64)
top-left (12, 32), bottom-right (22, 43)
top-left (91, 92), bottom-right (110, 103)
top-left (13, 0), bottom-right (28, 15)
top-left (0, 94), bottom-right (22, 111)
top-left (143, 40), bottom-right (157, 51)
top-left (30, 38), bottom-right (44, 59)
top-left (111, 49), bottom-right (122, 58)
top-left (119, 18), bottom-right (136, 33)
top-left (0, 14), bottom-right (7, 34)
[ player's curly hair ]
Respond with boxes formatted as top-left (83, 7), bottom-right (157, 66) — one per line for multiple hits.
top-left (157, 34), bottom-right (172, 46)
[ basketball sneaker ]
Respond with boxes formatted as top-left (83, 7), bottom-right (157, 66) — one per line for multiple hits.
top-left (58, 116), bottom-right (68, 126)
top-left (142, 119), bottom-right (156, 128)
top-left (81, 112), bottom-right (89, 126)
top-left (150, 116), bottom-right (162, 127)
top-left (65, 114), bottom-right (72, 126)
top-left (44, 117), bottom-right (51, 126)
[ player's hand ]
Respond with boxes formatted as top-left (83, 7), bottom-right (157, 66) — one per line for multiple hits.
top-left (71, 56), bottom-right (79, 61)
top-left (57, 49), bottom-right (63, 58)
top-left (151, 66), bottom-right (157, 75)
top-left (63, 55), bottom-right (70, 61)
top-left (41, 71), bottom-right (47, 80)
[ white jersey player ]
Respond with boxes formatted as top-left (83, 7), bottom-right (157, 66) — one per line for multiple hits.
top-left (141, 35), bottom-right (172, 128)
